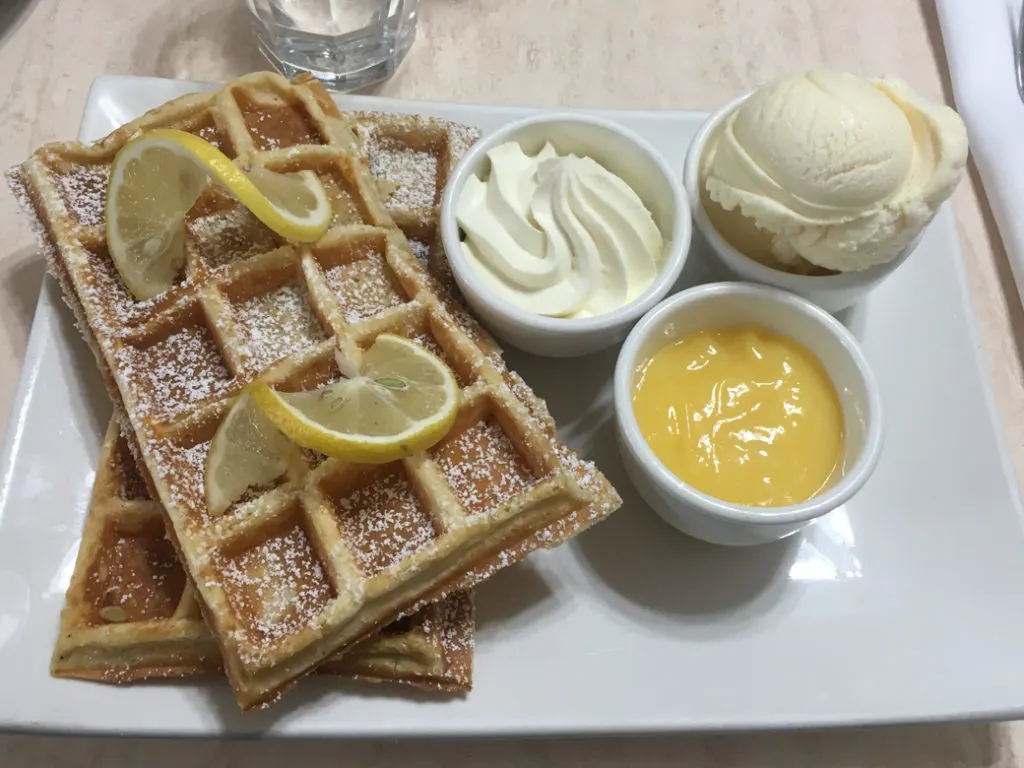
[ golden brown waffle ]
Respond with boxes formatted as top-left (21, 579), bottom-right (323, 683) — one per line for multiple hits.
top-left (348, 108), bottom-right (478, 296)
top-left (10, 72), bottom-right (622, 709)
top-left (54, 421), bottom-right (474, 691)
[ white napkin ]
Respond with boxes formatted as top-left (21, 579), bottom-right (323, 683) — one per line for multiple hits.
top-left (936, 0), bottom-right (1024, 302)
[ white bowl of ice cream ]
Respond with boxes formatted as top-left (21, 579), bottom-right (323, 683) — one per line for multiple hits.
top-left (440, 113), bottom-right (690, 357)
top-left (682, 71), bottom-right (969, 313)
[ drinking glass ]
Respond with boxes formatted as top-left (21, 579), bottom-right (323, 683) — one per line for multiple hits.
top-left (246, 0), bottom-right (420, 91)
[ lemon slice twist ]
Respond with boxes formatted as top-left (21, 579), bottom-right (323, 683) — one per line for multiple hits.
top-left (106, 129), bottom-right (332, 300)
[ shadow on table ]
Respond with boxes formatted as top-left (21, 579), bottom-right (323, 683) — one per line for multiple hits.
top-left (190, 672), bottom-right (460, 737)
top-left (474, 559), bottom-right (560, 639)
top-left (0, 248), bottom-right (111, 453)
top-left (1, 721), bottom-right (1010, 766)
top-left (0, 247), bottom-right (45, 343)
top-left (181, 564), bottom-right (555, 734)
top-left (127, 2), bottom-right (265, 80)
top-left (571, 421), bottom-right (796, 626)
top-left (48, 281), bottom-right (114, 445)
top-left (0, 0), bottom-right (37, 48)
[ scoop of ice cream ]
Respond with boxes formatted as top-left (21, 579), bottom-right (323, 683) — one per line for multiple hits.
top-left (702, 70), bottom-right (968, 273)
top-left (726, 71), bottom-right (913, 218)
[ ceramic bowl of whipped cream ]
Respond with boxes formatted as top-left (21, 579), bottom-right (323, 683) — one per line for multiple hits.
top-left (440, 113), bottom-right (690, 357)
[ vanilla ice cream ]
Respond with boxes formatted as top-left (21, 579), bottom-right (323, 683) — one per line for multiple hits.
top-left (701, 71), bottom-right (968, 273)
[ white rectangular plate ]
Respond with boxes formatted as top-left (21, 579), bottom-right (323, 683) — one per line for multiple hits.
top-left (3, 75), bottom-right (1024, 737)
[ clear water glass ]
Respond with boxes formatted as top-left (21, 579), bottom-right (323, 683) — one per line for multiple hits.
top-left (246, 0), bottom-right (420, 91)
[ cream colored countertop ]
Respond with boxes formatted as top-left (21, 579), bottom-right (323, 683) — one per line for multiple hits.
top-left (2, 0), bottom-right (1024, 764)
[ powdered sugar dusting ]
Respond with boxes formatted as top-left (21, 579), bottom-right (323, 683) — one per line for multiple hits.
top-left (188, 205), bottom-right (281, 268)
top-left (19, 92), bottom-right (629, 697)
top-left (235, 282), bottom-right (326, 369)
top-left (333, 468), bottom-right (437, 577)
top-left (370, 144), bottom-right (437, 210)
top-left (408, 329), bottom-right (468, 387)
top-left (408, 239), bottom-right (430, 266)
top-left (56, 163), bottom-right (109, 226)
top-left (434, 591), bottom-right (474, 686)
top-left (69, 432), bottom-right (475, 686)
top-left (7, 169), bottom-right (58, 269)
top-left (118, 324), bottom-right (234, 421)
top-left (354, 113), bottom-right (480, 214)
top-left (192, 122), bottom-right (231, 156)
top-left (444, 300), bottom-right (504, 370)
top-left (320, 169), bottom-right (368, 225)
top-left (148, 438), bottom-right (211, 517)
top-left (503, 369), bottom-right (555, 435)
top-left (325, 251), bottom-right (408, 322)
top-left (433, 420), bottom-right (537, 516)
top-left (549, 443), bottom-right (620, 532)
top-left (447, 124), bottom-right (482, 161)
top-left (240, 100), bottom-right (323, 151)
top-left (408, 329), bottom-right (444, 359)
top-left (78, 245), bottom-right (171, 328)
top-left (220, 522), bottom-right (333, 647)
top-left (359, 128), bottom-right (439, 210)
top-left (406, 442), bottom-right (623, 608)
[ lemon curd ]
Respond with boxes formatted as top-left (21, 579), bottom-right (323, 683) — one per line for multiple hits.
top-left (631, 325), bottom-right (844, 507)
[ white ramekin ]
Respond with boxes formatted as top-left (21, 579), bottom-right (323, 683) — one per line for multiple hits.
top-left (682, 92), bottom-right (920, 314)
top-left (440, 113), bottom-right (691, 357)
top-left (614, 282), bottom-right (885, 547)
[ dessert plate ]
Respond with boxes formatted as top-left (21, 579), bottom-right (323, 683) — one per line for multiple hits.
top-left (2, 75), bottom-right (1024, 737)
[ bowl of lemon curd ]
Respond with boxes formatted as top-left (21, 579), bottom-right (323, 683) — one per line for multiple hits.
top-left (614, 282), bottom-right (884, 546)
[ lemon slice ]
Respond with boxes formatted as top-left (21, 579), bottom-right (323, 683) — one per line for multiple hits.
top-left (205, 391), bottom-right (297, 516)
top-left (250, 335), bottom-right (460, 464)
top-left (106, 128), bottom-right (332, 300)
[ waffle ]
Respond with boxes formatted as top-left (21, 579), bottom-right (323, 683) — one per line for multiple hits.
top-left (10, 72), bottom-right (622, 709)
top-left (349, 109), bottom-right (474, 297)
top-left (54, 421), bottom-right (474, 691)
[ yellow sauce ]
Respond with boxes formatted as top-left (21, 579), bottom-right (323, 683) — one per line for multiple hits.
top-left (631, 325), bottom-right (844, 507)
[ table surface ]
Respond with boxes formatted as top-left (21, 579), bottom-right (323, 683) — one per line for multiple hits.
top-left (3, 0), bottom-right (1024, 764)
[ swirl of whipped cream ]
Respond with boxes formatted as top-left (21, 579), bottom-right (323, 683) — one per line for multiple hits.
top-left (456, 141), bottom-right (664, 318)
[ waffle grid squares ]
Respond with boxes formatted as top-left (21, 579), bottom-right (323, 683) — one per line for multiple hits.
top-left (52, 423), bottom-right (474, 690)
top-left (13, 72), bottom-right (621, 709)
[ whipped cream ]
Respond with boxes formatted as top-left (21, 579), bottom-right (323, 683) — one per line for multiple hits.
top-left (456, 141), bottom-right (664, 318)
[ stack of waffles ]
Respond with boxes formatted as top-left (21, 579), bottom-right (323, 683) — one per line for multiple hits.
top-left (53, 421), bottom-right (474, 690)
top-left (9, 72), bottom-right (622, 710)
